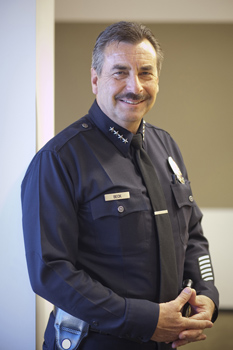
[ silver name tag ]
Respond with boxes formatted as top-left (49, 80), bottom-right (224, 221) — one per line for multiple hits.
top-left (104, 191), bottom-right (130, 202)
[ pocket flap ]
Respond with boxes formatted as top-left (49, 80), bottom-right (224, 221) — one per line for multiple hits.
top-left (171, 181), bottom-right (195, 208)
top-left (91, 189), bottom-right (149, 220)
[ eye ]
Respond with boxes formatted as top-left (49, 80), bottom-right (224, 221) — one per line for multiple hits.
top-left (113, 71), bottom-right (128, 79)
top-left (140, 71), bottom-right (152, 76)
top-left (139, 71), bottom-right (155, 80)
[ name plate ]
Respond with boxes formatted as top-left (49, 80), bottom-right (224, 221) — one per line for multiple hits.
top-left (104, 191), bottom-right (130, 202)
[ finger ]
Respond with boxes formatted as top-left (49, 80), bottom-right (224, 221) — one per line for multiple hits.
top-left (171, 339), bottom-right (189, 348)
top-left (189, 312), bottom-right (210, 321)
top-left (172, 333), bottom-right (207, 348)
top-left (179, 328), bottom-right (204, 341)
top-left (165, 328), bottom-right (205, 347)
top-left (176, 287), bottom-right (192, 308)
top-left (187, 288), bottom-right (197, 305)
top-left (185, 318), bottom-right (213, 330)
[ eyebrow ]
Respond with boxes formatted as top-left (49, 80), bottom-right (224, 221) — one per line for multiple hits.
top-left (111, 64), bottom-right (128, 71)
top-left (111, 64), bottom-right (155, 71)
top-left (140, 65), bottom-right (154, 71)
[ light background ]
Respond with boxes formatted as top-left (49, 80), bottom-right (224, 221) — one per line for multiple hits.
top-left (54, 21), bottom-right (233, 312)
top-left (55, 22), bottom-right (233, 208)
top-left (1, 1), bottom-right (232, 350)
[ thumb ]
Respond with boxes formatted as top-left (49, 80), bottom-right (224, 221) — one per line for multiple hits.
top-left (176, 287), bottom-right (192, 308)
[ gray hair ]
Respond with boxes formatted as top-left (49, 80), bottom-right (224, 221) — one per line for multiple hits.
top-left (92, 21), bottom-right (164, 76)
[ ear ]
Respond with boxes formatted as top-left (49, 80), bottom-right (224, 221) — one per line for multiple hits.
top-left (91, 68), bottom-right (98, 95)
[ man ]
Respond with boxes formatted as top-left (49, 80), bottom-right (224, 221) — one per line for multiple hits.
top-left (21, 21), bottom-right (219, 350)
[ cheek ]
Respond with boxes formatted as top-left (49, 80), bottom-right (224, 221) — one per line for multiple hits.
top-left (98, 78), bottom-right (126, 103)
top-left (108, 78), bottom-right (126, 92)
top-left (148, 83), bottom-right (159, 99)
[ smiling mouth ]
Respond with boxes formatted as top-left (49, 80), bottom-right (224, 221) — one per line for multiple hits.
top-left (116, 92), bottom-right (147, 106)
top-left (119, 99), bottom-right (144, 105)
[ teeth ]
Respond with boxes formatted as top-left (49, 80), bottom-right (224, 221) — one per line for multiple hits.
top-left (122, 100), bottom-right (141, 105)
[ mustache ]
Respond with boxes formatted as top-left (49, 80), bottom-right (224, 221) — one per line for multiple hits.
top-left (115, 92), bottom-right (147, 101)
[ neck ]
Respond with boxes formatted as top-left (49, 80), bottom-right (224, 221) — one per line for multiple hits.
top-left (109, 118), bottom-right (141, 134)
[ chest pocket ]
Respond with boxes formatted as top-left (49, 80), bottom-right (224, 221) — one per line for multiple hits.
top-left (90, 189), bottom-right (151, 255)
top-left (91, 189), bottom-right (148, 219)
top-left (170, 181), bottom-right (195, 246)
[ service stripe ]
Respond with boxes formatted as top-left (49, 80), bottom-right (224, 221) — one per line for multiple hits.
top-left (198, 255), bottom-right (214, 281)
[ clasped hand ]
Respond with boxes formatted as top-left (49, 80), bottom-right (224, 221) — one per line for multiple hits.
top-left (151, 287), bottom-right (215, 348)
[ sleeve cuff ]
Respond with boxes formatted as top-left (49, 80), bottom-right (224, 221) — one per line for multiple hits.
top-left (120, 298), bottom-right (160, 342)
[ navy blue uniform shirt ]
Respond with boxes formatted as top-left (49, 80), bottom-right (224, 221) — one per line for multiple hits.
top-left (21, 100), bottom-right (219, 344)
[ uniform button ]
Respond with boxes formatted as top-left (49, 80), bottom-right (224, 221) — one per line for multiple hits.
top-left (61, 339), bottom-right (71, 349)
top-left (82, 123), bottom-right (89, 128)
top-left (92, 320), bottom-right (99, 327)
top-left (118, 206), bottom-right (124, 213)
top-left (189, 195), bottom-right (194, 202)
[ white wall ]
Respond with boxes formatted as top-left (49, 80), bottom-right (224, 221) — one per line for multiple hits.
top-left (36, 1), bottom-right (55, 349)
top-left (202, 209), bottom-right (233, 309)
top-left (0, 1), bottom-right (55, 349)
top-left (0, 1), bottom-right (36, 349)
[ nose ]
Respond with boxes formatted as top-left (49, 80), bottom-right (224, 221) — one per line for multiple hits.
top-left (126, 73), bottom-right (143, 94)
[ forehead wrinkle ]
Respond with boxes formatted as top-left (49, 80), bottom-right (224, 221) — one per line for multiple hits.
top-left (102, 40), bottom-right (158, 75)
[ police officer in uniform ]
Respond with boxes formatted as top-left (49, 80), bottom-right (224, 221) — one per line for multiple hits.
top-left (21, 22), bottom-right (219, 350)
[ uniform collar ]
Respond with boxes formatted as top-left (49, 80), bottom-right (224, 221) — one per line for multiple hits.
top-left (88, 100), bottom-right (145, 156)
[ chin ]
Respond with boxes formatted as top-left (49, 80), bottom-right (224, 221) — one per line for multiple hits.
top-left (127, 111), bottom-right (147, 121)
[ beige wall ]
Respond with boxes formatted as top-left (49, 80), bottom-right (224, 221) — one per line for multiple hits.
top-left (55, 0), bottom-right (233, 22)
top-left (55, 23), bottom-right (233, 208)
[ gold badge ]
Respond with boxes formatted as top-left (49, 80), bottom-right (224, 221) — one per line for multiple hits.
top-left (168, 157), bottom-right (185, 184)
